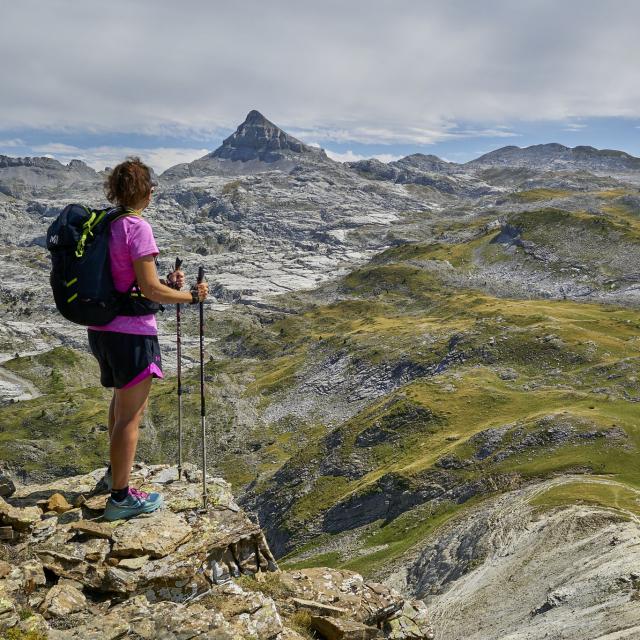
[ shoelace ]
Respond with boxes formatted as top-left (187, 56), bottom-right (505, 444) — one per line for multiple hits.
top-left (129, 487), bottom-right (149, 500)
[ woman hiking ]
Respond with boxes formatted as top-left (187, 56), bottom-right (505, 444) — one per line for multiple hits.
top-left (89, 157), bottom-right (208, 521)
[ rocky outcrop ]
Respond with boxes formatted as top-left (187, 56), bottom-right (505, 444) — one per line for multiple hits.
top-left (0, 463), bottom-right (434, 639)
top-left (212, 110), bottom-right (327, 163)
top-left (161, 110), bottom-right (330, 181)
top-left (0, 155), bottom-right (99, 198)
top-left (386, 477), bottom-right (640, 640)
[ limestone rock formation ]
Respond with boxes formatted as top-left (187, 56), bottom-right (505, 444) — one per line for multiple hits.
top-left (466, 142), bottom-right (640, 174)
top-left (0, 154), bottom-right (99, 198)
top-left (0, 463), bottom-right (434, 639)
top-left (213, 110), bottom-right (327, 163)
top-left (161, 110), bottom-right (329, 181)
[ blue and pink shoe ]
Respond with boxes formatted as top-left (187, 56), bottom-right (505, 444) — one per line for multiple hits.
top-left (103, 487), bottom-right (163, 521)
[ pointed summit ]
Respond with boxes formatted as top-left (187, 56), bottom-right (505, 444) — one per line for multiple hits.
top-left (243, 109), bottom-right (271, 126)
top-left (212, 110), bottom-right (325, 163)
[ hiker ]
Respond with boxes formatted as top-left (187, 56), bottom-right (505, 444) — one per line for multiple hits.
top-left (88, 157), bottom-right (208, 520)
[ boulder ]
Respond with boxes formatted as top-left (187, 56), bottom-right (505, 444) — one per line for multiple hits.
top-left (58, 508), bottom-right (83, 524)
top-left (15, 612), bottom-right (49, 636)
top-left (41, 583), bottom-right (87, 618)
top-left (0, 496), bottom-right (41, 531)
top-left (383, 601), bottom-right (434, 639)
top-left (278, 568), bottom-right (401, 624)
top-left (46, 492), bottom-right (73, 514)
top-left (0, 470), bottom-right (15, 498)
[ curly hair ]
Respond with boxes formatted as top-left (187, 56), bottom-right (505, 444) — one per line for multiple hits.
top-left (104, 157), bottom-right (153, 208)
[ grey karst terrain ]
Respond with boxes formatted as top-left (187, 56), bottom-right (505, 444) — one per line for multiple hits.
top-left (1, 110), bottom-right (640, 639)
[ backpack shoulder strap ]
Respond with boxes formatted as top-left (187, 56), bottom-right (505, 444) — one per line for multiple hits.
top-left (107, 206), bottom-right (142, 224)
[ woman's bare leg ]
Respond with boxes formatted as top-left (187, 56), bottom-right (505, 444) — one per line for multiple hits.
top-left (110, 377), bottom-right (152, 491)
top-left (108, 391), bottom-right (116, 440)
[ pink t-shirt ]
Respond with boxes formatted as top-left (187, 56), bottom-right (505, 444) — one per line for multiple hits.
top-left (89, 215), bottom-right (159, 335)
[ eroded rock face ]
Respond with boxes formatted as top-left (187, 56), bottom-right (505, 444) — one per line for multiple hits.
top-left (0, 464), bottom-right (434, 639)
top-left (212, 109), bottom-right (327, 163)
top-left (276, 568), bottom-right (434, 638)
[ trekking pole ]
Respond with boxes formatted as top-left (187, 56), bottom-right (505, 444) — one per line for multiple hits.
top-left (197, 265), bottom-right (208, 509)
top-left (174, 257), bottom-right (184, 481)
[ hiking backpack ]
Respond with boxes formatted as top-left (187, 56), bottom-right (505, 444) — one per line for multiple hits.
top-left (46, 204), bottom-right (160, 326)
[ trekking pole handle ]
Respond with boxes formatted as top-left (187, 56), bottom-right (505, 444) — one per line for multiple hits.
top-left (174, 257), bottom-right (183, 271)
top-left (197, 266), bottom-right (205, 284)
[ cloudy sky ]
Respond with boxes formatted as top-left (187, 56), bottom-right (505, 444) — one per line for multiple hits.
top-left (1, 0), bottom-right (639, 171)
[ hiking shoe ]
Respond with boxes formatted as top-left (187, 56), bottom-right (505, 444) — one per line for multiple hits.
top-left (93, 467), bottom-right (113, 495)
top-left (103, 488), bottom-right (163, 521)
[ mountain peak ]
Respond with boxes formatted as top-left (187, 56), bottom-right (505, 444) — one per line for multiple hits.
top-left (211, 110), bottom-right (325, 163)
top-left (243, 109), bottom-right (271, 126)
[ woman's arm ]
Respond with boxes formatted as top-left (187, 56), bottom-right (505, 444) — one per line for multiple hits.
top-left (133, 256), bottom-right (208, 304)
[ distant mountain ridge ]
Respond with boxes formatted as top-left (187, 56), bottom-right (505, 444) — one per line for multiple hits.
top-left (0, 154), bottom-right (98, 198)
top-left (465, 142), bottom-right (640, 173)
top-left (2, 111), bottom-right (639, 192)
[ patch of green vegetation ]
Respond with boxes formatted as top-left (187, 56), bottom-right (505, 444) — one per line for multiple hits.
top-left (342, 499), bottom-right (474, 576)
top-left (222, 179), bottom-right (242, 195)
top-left (236, 572), bottom-right (295, 599)
top-left (247, 353), bottom-right (307, 396)
top-left (0, 384), bottom-right (113, 476)
top-left (530, 479), bottom-right (640, 517)
top-left (291, 476), bottom-right (353, 522)
top-left (4, 346), bottom-right (99, 394)
top-left (286, 610), bottom-right (316, 639)
top-left (281, 551), bottom-right (342, 571)
top-left (1, 629), bottom-right (47, 640)
top-left (510, 188), bottom-right (575, 202)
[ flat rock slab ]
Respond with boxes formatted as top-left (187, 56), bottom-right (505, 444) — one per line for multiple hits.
top-left (0, 496), bottom-right (41, 531)
top-left (111, 511), bottom-right (192, 559)
top-left (68, 520), bottom-right (116, 539)
top-left (312, 615), bottom-right (383, 639)
top-left (292, 597), bottom-right (349, 617)
top-left (82, 494), bottom-right (108, 512)
top-left (41, 583), bottom-right (86, 618)
top-left (117, 555), bottom-right (150, 570)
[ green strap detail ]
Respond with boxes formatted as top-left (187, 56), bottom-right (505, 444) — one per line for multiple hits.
top-left (65, 277), bottom-right (78, 287)
top-left (75, 208), bottom-right (108, 258)
top-left (67, 293), bottom-right (78, 303)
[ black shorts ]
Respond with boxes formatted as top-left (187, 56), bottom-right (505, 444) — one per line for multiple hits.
top-left (88, 330), bottom-right (163, 389)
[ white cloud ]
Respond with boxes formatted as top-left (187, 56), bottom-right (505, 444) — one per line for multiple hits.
top-left (0, 1), bottom-right (639, 145)
top-left (29, 143), bottom-right (208, 172)
top-left (563, 122), bottom-right (588, 131)
top-left (325, 149), bottom-right (402, 163)
top-left (0, 138), bottom-right (25, 148)
top-left (373, 153), bottom-right (403, 163)
top-left (33, 143), bottom-right (83, 155)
